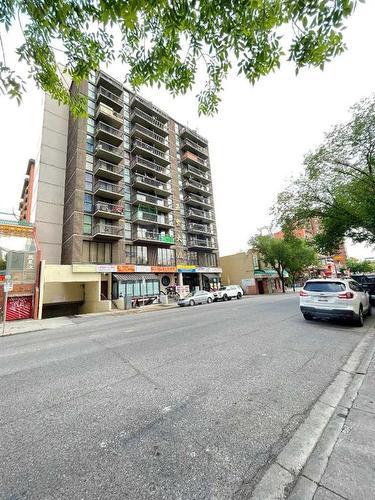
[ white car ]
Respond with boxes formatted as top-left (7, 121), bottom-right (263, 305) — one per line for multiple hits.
top-left (213, 285), bottom-right (243, 301)
top-left (300, 279), bottom-right (371, 327)
top-left (177, 290), bottom-right (214, 306)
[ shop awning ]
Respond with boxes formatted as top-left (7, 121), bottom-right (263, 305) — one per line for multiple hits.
top-left (112, 273), bottom-right (158, 282)
top-left (254, 269), bottom-right (289, 278)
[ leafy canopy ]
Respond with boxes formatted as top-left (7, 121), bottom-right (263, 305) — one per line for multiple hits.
top-left (346, 258), bottom-right (374, 274)
top-left (250, 234), bottom-right (317, 292)
top-left (0, 0), bottom-right (360, 115)
top-left (273, 95), bottom-right (375, 254)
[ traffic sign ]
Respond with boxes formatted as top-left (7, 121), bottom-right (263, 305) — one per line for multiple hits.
top-left (5, 274), bottom-right (11, 281)
top-left (3, 280), bottom-right (13, 292)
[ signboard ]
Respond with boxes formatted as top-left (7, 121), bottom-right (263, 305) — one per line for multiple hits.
top-left (195, 267), bottom-right (222, 274)
top-left (150, 266), bottom-right (176, 273)
top-left (177, 265), bottom-right (196, 273)
top-left (117, 265), bottom-right (136, 273)
top-left (0, 223), bottom-right (34, 237)
top-left (96, 264), bottom-right (117, 273)
top-left (176, 285), bottom-right (190, 298)
top-left (242, 278), bottom-right (255, 288)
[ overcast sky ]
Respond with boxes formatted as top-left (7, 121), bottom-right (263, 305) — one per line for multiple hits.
top-left (1, 1), bottom-right (375, 260)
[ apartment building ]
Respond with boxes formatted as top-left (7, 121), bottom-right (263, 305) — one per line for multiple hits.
top-left (19, 159), bottom-right (36, 223)
top-left (31, 70), bottom-right (221, 315)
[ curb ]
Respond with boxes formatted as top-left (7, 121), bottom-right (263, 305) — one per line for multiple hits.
top-left (249, 327), bottom-right (375, 499)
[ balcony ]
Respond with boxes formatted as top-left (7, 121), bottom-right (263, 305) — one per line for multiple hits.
top-left (95, 122), bottom-right (123, 147)
top-left (181, 138), bottom-right (209, 159)
top-left (180, 126), bottom-right (208, 148)
top-left (132, 192), bottom-right (172, 213)
top-left (182, 165), bottom-right (211, 183)
top-left (188, 237), bottom-right (216, 250)
top-left (131, 139), bottom-right (170, 166)
top-left (187, 222), bottom-right (212, 235)
top-left (133, 227), bottom-right (175, 245)
top-left (131, 156), bottom-right (171, 182)
top-left (132, 174), bottom-right (171, 197)
top-left (186, 207), bottom-right (214, 223)
top-left (130, 123), bottom-right (169, 151)
top-left (95, 103), bottom-right (123, 128)
top-left (94, 180), bottom-right (123, 201)
top-left (130, 108), bottom-right (169, 137)
top-left (94, 160), bottom-right (123, 182)
top-left (130, 95), bottom-right (169, 123)
top-left (93, 223), bottom-right (123, 240)
top-left (96, 71), bottom-right (123, 96)
top-left (184, 193), bottom-right (212, 208)
top-left (95, 140), bottom-right (123, 164)
top-left (184, 178), bottom-right (211, 195)
top-left (181, 151), bottom-right (209, 170)
top-left (93, 201), bottom-right (124, 220)
top-left (132, 210), bottom-right (173, 228)
top-left (96, 86), bottom-right (124, 112)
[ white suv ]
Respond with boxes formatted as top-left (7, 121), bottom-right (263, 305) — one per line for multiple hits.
top-left (300, 279), bottom-right (371, 327)
top-left (213, 285), bottom-right (243, 302)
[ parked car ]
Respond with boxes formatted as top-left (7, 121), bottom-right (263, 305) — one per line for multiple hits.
top-left (351, 274), bottom-right (375, 305)
top-left (177, 290), bottom-right (214, 307)
top-left (299, 278), bottom-right (371, 326)
top-left (213, 285), bottom-right (243, 302)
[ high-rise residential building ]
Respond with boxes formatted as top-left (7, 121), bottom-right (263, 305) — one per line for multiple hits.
top-left (19, 159), bottom-right (36, 223)
top-left (29, 70), bottom-right (221, 311)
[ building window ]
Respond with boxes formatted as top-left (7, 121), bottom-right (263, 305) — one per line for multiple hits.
top-left (124, 222), bottom-right (131, 239)
top-left (187, 251), bottom-right (198, 265)
top-left (124, 185), bottom-right (131, 201)
top-left (83, 215), bottom-right (92, 234)
top-left (124, 167), bottom-right (130, 184)
top-left (157, 248), bottom-right (176, 266)
top-left (86, 154), bottom-right (93, 171)
top-left (87, 117), bottom-right (95, 135)
top-left (82, 241), bottom-right (112, 263)
top-left (84, 193), bottom-right (93, 213)
top-left (86, 135), bottom-right (94, 153)
top-left (197, 252), bottom-right (217, 267)
top-left (182, 233), bottom-right (187, 246)
top-left (125, 245), bottom-right (148, 265)
top-left (117, 279), bottom-right (159, 298)
top-left (124, 134), bottom-right (130, 150)
top-left (89, 71), bottom-right (96, 84)
top-left (88, 82), bottom-right (96, 100)
top-left (124, 203), bottom-right (131, 220)
top-left (85, 172), bottom-right (93, 191)
top-left (87, 99), bottom-right (95, 116)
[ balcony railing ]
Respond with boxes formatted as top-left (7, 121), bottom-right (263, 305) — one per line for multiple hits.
top-left (95, 122), bottom-right (122, 140)
top-left (96, 71), bottom-right (123, 94)
top-left (94, 160), bottom-right (123, 181)
top-left (96, 86), bottom-right (124, 112)
top-left (131, 123), bottom-right (168, 149)
top-left (183, 164), bottom-right (210, 181)
top-left (132, 139), bottom-right (169, 161)
top-left (132, 192), bottom-right (172, 210)
top-left (187, 223), bottom-right (212, 234)
top-left (130, 108), bottom-right (169, 135)
top-left (186, 208), bottom-right (213, 220)
top-left (94, 201), bottom-right (124, 218)
top-left (93, 223), bottom-right (123, 238)
top-left (180, 126), bottom-right (208, 147)
top-left (131, 95), bottom-right (169, 122)
top-left (133, 174), bottom-right (170, 192)
top-left (94, 180), bottom-right (123, 200)
top-left (131, 156), bottom-right (171, 179)
top-left (134, 228), bottom-right (175, 244)
top-left (184, 193), bottom-right (212, 207)
top-left (188, 238), bottom-right (215, 248)
top-left (181, 138), bottom-right (209, 157)
top-left (184, 178), bottom-right (211, 193)
top-left (95, 103), bottom-right (123, 127)
top-left (181, 151), bottom-right (209, 169)
top-left (133, 211), bottom-right (172, 226)
top-left (95, 140), bottom-right (123, 163)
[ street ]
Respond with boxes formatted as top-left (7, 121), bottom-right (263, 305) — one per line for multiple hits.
top-left (0, 294), bottom-right (372, 499)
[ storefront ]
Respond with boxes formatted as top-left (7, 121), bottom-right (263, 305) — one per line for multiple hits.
top-left (176, 265), bottom-right (221, 291)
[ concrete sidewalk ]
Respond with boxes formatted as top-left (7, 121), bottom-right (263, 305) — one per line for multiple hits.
top-left (0, 302), bottom-right (177, 337)
top-left (290, 334), bottom-right (375, 500)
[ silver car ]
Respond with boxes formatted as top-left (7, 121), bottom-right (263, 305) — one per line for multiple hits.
top-left (177, 290), bottom-right (214, 306)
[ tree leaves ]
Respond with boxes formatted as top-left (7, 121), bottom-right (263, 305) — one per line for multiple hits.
top-left (0, 0), bottom-right (359, 115)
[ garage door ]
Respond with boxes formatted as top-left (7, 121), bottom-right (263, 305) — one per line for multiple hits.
top-left (6, 296), bottom-right (33, 321)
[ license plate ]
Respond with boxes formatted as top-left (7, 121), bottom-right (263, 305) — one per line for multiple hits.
top-left (318, 298), bottom-right (328, 302)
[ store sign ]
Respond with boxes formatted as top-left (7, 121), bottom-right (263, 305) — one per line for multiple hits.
top-left (0, 224), bottom-right (34, 237)
top-left (96, 264), bottom-right (117, 273)
top-left (4, 280), bottom-right (13, 292)
top-left (242, 278), bottom-right (255, 287)
top-left (72, 264), bottom-right (97, 273)
top-left (177, 265), bottom-right (196, 273)
top-left (150, 266), bottom-right (176, 273)
top-left (176, 285), bottom-right (190, 298)
top-left (195, 267), bottom-right (222, 274)
top-left (117, 265), bottom-right (136, 273)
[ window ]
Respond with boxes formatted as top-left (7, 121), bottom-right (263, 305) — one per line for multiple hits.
top-left (187, 251), bottom-right (198, 265)
top-left (157, 248), bottom-right (176, 266)
top-left (124, 134), bottom-right (130, 150)
top-left (88, 82), bottom-right (96, 100)
top-left (182, 233), bottom-right (187, 246)
top-left (82, 241), bottom-right (112, 263)
top-left (83, 215), bottom-right (92, 234)
top-left (124, 203), bottom-right (131, 220)
top-left (87, 117), bottom-right (95, 135)
top-left (85, 172), bottom-right (93, 191)
top-left (86, 154), bottom-right (93, 171)
top-left (124, 185), bottom-right (131, 201)
top-left (124, 222), bottom-right (131, 239)
top-left (125, 245), bottom-right (148, 264)
top-left (349, 281), bottom-right (362, 292)
top-left (197, 252), bottom-right (217, 267)
top-left (89, 71), bottom-right (96, 84)
top-left (84, 193), bottom-right (93, 213)
top-left (124, 168), bottom-right (130, 184)
top-left (304, 282), bottom-right (346, 293)
top-left (87, 99), bottom-right (95, 116)
top-left (86, 135), bottom-right (94, 153)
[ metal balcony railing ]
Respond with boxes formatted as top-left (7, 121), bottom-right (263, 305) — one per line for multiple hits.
top-left (185, 178), bottom-right (211, 193)
top-left (132, 193), bottom-right (172, 209)
top-left (94, 160), bottom-right (123, 177)
top-left (131, 124), bottom-right (167, 146)
top-left (97, 86), bottom-right (124, 106)
top-left (130, 108), bottom-right (168, 133)
top-left (181, 151), bottom-right (208, 168)
top-left (94, 202), bottom-right (124, 216)
top-left (133, 174), bottom-right (170, 192)
top-left (95, 122), bottom-right (123, 140)
top-left (93, 223), bottom-right (123, 237)
top-left (188, 238), bottom-right (215, 248)
top-left (132, 139), bottom-right (168, 160)
top-left (180, 127), bottom-right (208, 146)
top-left (131, 156), bottom-right (170, 176)
top-left (187, 223), bottom-right (211, 233)
top-left (94, 180), bottom-right (123, 195)
top-left (134, 229), bottom-right (174, 243)
top-left (185, 193), bottom-right (212, 206)
top-left (187, 208), bottom-right (213, 219)
top-left (183, 165), bottom-right (210, 180)
top-left (133, 211), bottom-right (172, 225)
top-left (95, 141), bottom-right (122, 157)
top-left (182, 138), bottom-right (208, 156)
top-left (131, 95), bottom-right (169, 121)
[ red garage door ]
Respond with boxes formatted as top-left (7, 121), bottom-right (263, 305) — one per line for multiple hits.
top-left (6, 296), bottom-right (33, 321)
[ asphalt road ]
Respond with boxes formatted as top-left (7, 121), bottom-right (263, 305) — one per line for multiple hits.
top-left (0, 294), bottom-right (372, 499)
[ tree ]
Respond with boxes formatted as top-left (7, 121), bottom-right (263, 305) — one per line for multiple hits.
top-left (273, 95), bottom-right (375, 254)
top-left (346, 258), bottom-right (374, 274)
top-left (250, 234), bottom-right (317, 293)
top-left (0, 1), bottom-right (359, 115)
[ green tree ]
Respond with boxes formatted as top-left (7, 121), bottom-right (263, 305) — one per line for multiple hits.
top-left (250, 234), bottom-right (317, 293)
top-left (273, 95), bottom-right (375, 254)
top-left (0, 256), bottom-right (6, 271)
top-left (0, 1), bottom-right (359, 115)
top-left (346, 258), bottom-right (374, 274)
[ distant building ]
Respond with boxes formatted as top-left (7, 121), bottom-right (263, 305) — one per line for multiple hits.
top-left (18, 159), bottom-right (36, 223)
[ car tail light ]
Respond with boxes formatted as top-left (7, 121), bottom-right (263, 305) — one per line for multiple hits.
top-left (299, 290), bottom-right (309, 297)
top-left (338, 291), bottom-right (354, 299)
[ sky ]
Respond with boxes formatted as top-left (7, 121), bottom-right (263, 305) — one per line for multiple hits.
top-left (1, 1), bottom-right (375, 260)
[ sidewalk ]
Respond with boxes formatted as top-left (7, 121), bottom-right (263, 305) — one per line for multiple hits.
top-left (290, 335), bottom-right (375, 500)
top-left (0, 303), bottom-right (177, 337)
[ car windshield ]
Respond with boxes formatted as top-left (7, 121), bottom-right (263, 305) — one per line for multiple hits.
top-left (304, 281), bottom-right (346, 292)
top-left (185, 292), bottom-right (196, 298)
top-left (219, 287), bottom-right (227, 291)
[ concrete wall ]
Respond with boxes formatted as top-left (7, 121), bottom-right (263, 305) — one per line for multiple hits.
top-left (34, 94), bottom-right (70, 264)
top-left (220, 252), bottom-right (254, 286)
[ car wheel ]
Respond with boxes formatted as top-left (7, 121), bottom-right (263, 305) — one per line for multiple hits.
top-left (223, 294), bottom-right (228, 301)
top-left (355, 306), bottom-right (364, 327)
top-left (303, 313), bottom-right (313, 321)
top-left (189, 299), bottom-right (195, 307)
top-left (237, 293), bottom-right (242, 300)
top-left (207, 297), bottom-right (212, 304)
